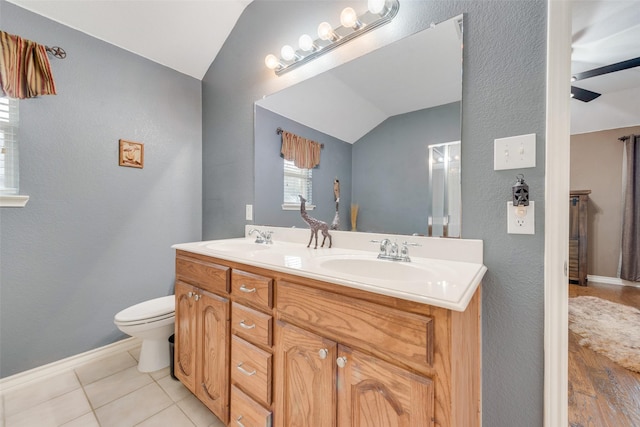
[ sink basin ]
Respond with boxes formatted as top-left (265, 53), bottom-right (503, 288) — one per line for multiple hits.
top-left (317, 256), bottom-right (435, 282)
top-left (205, 240), bottom-right (272, 252)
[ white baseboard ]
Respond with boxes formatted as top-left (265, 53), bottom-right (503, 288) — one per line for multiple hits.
top-left (587, 275), bottom-right (640, 288)
top-left (0, 337), bottom-right (142, 393)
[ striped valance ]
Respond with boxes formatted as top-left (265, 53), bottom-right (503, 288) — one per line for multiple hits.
top-left (280, 130), bottom-right (322, 169)
top-left (0, 31), bottom-right (57, 99)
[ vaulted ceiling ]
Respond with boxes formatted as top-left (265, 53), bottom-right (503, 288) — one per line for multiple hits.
top-left (6, 0), bottom-right (640, 135)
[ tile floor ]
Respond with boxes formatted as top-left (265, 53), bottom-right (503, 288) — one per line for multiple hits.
top-left (0, 346), bottom-right (225, 427)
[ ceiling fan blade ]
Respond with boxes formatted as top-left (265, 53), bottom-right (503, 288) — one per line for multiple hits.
top-left (571, 86), bottom-right (601, 102)
top-left (572, 57), bottom-right (640, 81)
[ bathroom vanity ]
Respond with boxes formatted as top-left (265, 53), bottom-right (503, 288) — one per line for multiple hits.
top-left (173, 227), bottom-right (485, 427)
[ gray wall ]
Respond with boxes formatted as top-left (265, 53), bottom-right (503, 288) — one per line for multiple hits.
top-left (254, 106), bottom-right (352, 229)
top-left (352, 102), bottom-right (461, 234)
top-left (203, 1), bottom-right (547, 425)
top-left (0, 1), bottom-right (202, 377)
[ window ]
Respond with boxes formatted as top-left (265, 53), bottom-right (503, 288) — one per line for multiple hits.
top-left (0, 96), bottom-right (27, 207)
top-left (283, 159), bottom-right (313, 209)
top-left (0, 96), bottom-right (19, 194)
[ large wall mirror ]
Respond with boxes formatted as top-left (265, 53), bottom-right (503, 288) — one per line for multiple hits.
top-left (254, 14), bottom-right (463, 237)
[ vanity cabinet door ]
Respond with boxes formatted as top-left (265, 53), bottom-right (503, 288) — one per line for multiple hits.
top-left (196, 289), bottom-right (230, 424)
top-left (175, 281), bottom-right (198, 392)
top-left (337, 345), bottom-right (435, 427)
top-left (274, 321), bottom-right (336, 427)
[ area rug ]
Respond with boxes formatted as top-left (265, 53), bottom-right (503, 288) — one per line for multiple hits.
top-left (569, 296), bottom-right (640, 373)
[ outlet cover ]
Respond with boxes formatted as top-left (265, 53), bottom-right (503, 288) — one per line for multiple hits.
top-left (245, 204), bottom-right (253, 221)
top-left (494, 133), bottom-right (536, 170)
top-left (507, 201), bottom-right (535, 234)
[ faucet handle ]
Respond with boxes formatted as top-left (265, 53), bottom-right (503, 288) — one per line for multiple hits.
top-left (400, 241), bottom-right (421, 258)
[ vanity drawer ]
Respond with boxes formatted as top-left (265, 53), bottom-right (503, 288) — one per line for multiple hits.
top-left (232, 302), bottom-right (273, 348)
top-left (231, 270), bottom-right (273, 310)
top-left (230, 385), bottom-right (272, 427)
top-left (175, 254), bottom-right (230, 295)
top-left (277, 280), bottom-right (434, 371)
top-left (231, 335), bottom-right (272, 407)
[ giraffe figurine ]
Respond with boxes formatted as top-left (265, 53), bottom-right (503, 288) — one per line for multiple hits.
top-left (299, 195), bottom-right (332, 249)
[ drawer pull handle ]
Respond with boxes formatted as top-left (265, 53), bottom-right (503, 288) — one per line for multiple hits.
top-left (236, 416), bottom-right (245, 427)
top-left (318, 348), bottom-right (328, 359)
top-left (239, 284), bottom-right (256, 293)
top-left (237, 362), bottom-right (256, 376)
top-left (336, 356), bottom-right (348, 368)
top-left (239, 320), bottom-right (256, 330)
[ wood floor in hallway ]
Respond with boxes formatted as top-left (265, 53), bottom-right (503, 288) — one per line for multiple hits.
top-left (568, 282), bottom-right (640, 427)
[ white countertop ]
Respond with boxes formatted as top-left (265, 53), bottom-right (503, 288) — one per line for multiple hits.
top-left (173, 226), bottom-right (487, 312)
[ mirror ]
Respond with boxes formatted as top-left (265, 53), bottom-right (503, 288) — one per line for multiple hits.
top-left (254, 14), bottom-right (463, 237)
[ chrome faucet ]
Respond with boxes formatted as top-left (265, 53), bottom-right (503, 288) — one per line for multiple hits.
top-left (370, 239), bottom-right (420, 262)
top-left (248, 229), bottom-right (273, 244)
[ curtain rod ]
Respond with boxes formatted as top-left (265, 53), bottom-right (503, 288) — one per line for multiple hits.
top-left (276, 127), bottom-right (324, 148)
top-left (618, 136), bottom-right (630, 142)
top-left (45, 45), bottom-right (66, 59)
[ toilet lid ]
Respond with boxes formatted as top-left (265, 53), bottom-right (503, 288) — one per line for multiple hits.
top-left (115, 295), bottom-right (175, 323)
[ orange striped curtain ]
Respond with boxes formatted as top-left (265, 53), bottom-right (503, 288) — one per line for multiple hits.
top-left (280, 130), bottom-right (321, 169)
top-left (0, 31), bottom-right (57, 99)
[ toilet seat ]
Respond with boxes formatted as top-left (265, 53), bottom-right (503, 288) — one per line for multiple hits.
top-left (114, 295), bottom-right (175, 325)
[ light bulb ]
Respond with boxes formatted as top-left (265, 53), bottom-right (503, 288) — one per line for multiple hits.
top-left (340, 7), bottom-right (361, 29)
top-left (515, 205), bottom-right (527, 217)
top-left (281, 45), bottom-right (296, 61)
top-left (318, 21), bottom-right (337, 41)
top-left (264, 54), bottom-right (280, 70)
top-left (299, 34), bottom-right (315, 52)
top-left (368, 0), bottom-right (386, 15)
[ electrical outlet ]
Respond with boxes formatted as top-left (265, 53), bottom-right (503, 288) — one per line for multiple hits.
top-left (507, 201), bottom-right (535, 234)
top-left (245, 204), bottom-right (253, 221)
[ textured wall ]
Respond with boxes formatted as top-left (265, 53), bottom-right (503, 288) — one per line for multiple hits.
top-left (0, 1), bottom-right (202, 377)
top-left (203, 0), bottom-right (547, 425)
top-left (570, 125), bottom-right (640, 278)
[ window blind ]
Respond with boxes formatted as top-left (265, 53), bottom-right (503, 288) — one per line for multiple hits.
top-left (283, 159), bottom-right (312, 204)
top-left (0, 96), bottom-right (19, 194)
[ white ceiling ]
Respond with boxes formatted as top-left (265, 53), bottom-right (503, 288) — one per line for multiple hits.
top-left (6, 0), bottom-right (639, 135)
top-left (6, 0), bottom-right (253, 80)
top-left (570, 1), bottom-right (640, 134)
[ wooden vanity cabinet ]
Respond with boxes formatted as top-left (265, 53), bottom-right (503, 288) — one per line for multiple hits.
top-left (174, 253), bottom-right (231, 424)
top-left (274, 281), bottom-right (436, 427)
top-left (174, 251), bottom-right (481, 427)
top-left (229, 269), bottom-right (275, 427)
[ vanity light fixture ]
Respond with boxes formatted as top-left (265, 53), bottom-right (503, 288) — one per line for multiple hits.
top-left (264, 0), bottom-right (400, 75)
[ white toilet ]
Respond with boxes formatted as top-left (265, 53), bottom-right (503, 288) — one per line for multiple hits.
top-left (114, 295), bottom-right (175, 372)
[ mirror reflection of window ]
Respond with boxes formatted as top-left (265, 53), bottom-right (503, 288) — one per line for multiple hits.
top-left (283, 159), bottom-right (312, 207)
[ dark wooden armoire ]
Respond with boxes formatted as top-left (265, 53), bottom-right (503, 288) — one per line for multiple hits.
top-left (569, 190), bottom-right (590, 286)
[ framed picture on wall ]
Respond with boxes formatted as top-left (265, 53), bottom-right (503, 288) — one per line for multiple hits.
top-left (119, 139), bottom-right (144, 168)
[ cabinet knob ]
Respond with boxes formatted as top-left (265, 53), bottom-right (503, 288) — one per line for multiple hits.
top-left (194, 294), bottom-right (200, 301)
top-left (239, 320), bottom-right (256, 330)
top-left (336, 356), bottom-right (347, 368)
top-left (187, 291), bottom-right (194, 298)
top-left (318, 348), bottom-right (328, 359)
top-left (239, 284), bottom-right (257, 293)
top-left (236, 415), bottom-right (245, 427)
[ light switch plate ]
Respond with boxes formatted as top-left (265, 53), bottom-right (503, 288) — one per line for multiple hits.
top-left (245, 204), bottom-right (253, 221)
top-left (494, 133), bottom-right (536, 170)
top-left (507, 201), bottom-right (535, 234)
